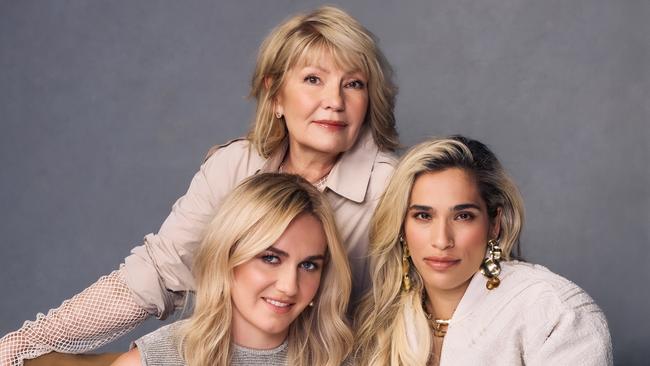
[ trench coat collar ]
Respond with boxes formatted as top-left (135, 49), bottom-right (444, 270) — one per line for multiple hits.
top-left (260, 128), bottom-right (379, 203)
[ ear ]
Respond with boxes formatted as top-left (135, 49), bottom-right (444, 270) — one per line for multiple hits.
top-left (264, 76), bottom-right (284, 116)
top-left (491, 207), bottom-right (502, 240)
top-left (263, 75), bottom-right (274, 91)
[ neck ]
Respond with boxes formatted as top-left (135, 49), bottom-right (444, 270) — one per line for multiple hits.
top-left (231, 328), bottom-right (287, 350)
top-left (423, 280), bottom-right (471, 320)
top-left (282, 144), bottom-right (338, 184)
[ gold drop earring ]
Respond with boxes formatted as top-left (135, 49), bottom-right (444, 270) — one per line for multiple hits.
top-left (400, 235), bottom-right (412, 292)
top-left (480, 239), bottom-right (502, 290)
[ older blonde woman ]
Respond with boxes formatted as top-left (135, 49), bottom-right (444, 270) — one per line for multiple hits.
top-left (354, 136), bottom-right (612, 365)
top-left (1, 6), bottom-right (396, 365)
top-left (111, 173), bottom-right (352, 366)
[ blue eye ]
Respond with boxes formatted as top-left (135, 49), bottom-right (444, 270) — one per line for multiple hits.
top-left (345, 80), bottom-right (366, 89)
top-left (300, 261), bottom-right (319, 272)
top-left (261, 254), bottom-right (280, 264)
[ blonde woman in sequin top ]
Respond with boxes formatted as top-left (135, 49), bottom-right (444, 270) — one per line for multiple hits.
top-left (111, 173), bottom-right (352, 366)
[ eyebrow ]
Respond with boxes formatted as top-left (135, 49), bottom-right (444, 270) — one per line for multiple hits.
top-left (408, 203), bottom-right (482, 212)
top-left (453, 203), bottom-right (482, 211)
top-left (266, 246), bottom-right (326, 261)
top-left (300, 65), bottom-right (364, 77)
top-left (304, 254), bottom-right (326, 262)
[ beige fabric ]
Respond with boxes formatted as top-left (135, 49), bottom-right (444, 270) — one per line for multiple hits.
top-left (405, 261), bottom-right (613, 365)
top-left (123, 128), bottom-right (396, 317)
top-left (0, 270), bottom-right (148, 366)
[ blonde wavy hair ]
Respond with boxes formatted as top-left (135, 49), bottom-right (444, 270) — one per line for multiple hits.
top-left (180, 173), bottom-right (352, 366)
top-left (247, 5), bottom-right (398, 157)
top-left (354, 136), bottom-right (525, 365)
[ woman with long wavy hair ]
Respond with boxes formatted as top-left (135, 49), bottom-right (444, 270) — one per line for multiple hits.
top-left (354, 136), bottom-right (612, 365)
top-left (110, 173), bottom-right (352, 366)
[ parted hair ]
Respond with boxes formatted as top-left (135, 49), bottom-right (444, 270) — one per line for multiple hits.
top-left (354, 136), bottom-right (525, 365)
top-left (181, 173), bottom-right (353, 366)
top-left (247, 5), bottom-right (398, 157)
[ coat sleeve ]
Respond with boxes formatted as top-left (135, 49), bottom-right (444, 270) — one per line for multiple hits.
top-left (122, 140), bottom-right (249, 318)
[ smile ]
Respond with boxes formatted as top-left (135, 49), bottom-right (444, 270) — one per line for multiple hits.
top-left (423, 256), bottom-right (461, 271)
top-left (263, 297), bottom-right (294, 314)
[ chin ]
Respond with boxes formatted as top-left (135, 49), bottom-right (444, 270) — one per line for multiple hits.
top-left (314, 140), bottom-right (353, 155)
top-left (261, 322), bottom-right (293, 335)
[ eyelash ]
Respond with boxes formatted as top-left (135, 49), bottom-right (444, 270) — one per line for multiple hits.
top-left (261, 254), bottom-right (280, 264)
top-left (411, 212), bottom-right (476, 221)
top-left (455, 212), bottom-right (475, 221)
top-left (413, 212), bottom-right (431, 221)
top-left (345, 80), bottom-right (365, 89)
top-left (300, 261), bottom-right (319, 272)
top-left (303, 75), bottom-right (366, 89)
top-left (304, 75), bottom-right (320, 84)
top-left (259, 252), bottom-right (320, 272)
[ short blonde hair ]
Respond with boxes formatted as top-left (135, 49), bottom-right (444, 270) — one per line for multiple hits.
top-left (354, 136), bottom-right (525, 365)
top-left (248, 5), bottom-right (398, 157)
top-left (182, 173), bottom-right (352, 366)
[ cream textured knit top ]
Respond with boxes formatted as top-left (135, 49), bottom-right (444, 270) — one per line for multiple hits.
top-left (406, 261), bottom-right (613, 365)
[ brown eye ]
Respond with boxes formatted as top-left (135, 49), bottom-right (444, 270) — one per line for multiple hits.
top-left (345, 80), bottom-right (365, 89)
top-left (304, 75), bottom-right (320, 84)
top-left (455, 212), bottom-right (474, 221)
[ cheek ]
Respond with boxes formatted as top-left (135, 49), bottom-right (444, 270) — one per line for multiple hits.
top-left (233, 265), bottom-right (272, 295)
top-left (300, 272), bottom-right (323, 298)
top-left (404, 222), bottom-right (429, 254)
top-left (287, 89), bottom-right (320, 113)
top-left (457, 228), bottom-right (489, 261)
top-left (349, 94), bottom-right (369, 120)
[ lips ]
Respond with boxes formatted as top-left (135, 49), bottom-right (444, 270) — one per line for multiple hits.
top-left (423, 256), bottom-right (461, 271)
top-left (313, 120), bottom-right (347, 129)
top-left (262, 297), bottom-right (294, 314)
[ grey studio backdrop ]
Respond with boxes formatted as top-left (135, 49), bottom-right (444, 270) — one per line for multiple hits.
top-left (0, 0), bottom-right (648, 364)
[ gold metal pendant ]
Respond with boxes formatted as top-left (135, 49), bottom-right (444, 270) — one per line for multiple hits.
top-left (431, 319), bottom-right (449, 337)
top-left (486, 276), bottom-right (500, 290)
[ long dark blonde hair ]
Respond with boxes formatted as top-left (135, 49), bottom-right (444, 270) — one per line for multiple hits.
top-left (181, 173), bottom-right (352, 366)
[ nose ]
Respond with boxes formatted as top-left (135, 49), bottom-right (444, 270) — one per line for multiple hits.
top-left (322, 83), bottom-right (344, 112)
top-left (431, 219), bottom-right (454, 250)
top-left (275, 266), bottom-right (299, 297)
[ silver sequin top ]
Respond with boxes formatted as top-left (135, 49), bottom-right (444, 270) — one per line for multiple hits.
top-left (134, 320), bottom-right (288, 366)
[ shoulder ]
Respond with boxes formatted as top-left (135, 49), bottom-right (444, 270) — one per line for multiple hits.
top-left (373, 149), bottom-right (398, 174)
top-left (498, 262), bottom-right (613, 364)
top-left (501, 261), bottom-right (599, 309)
top-left (133, 321), bottom-right (186, 366)
top-left (501, 261), bottom-right (610, 341)
top-left (203, 138), bottom-right (256, 163)
top-left (366, 149), bottom-right (397, 200)
top-left (110, 349), bottom-right (142, 366)
top-left (198, 138), bottom-right (266, 189)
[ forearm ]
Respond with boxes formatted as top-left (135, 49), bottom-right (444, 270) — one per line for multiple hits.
top-left (0, 269), bottom-right (148, 366)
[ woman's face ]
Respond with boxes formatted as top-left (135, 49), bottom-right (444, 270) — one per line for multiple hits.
top-left (231, 213), bottom-right (327, 348)
top-left (404, 168), bottom-right (499, 298)
top-left (275, 50), bottom-right (368, 158)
